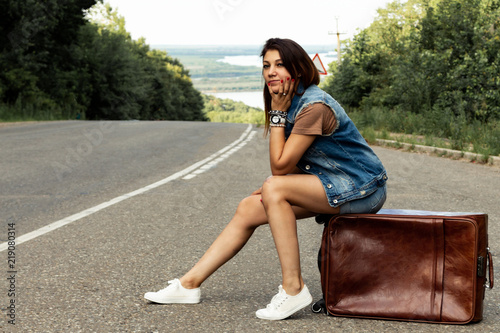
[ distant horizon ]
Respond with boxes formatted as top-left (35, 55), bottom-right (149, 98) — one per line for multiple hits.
top-left (152, 44), bottom-right (335, 47)
top-left (153, 44), bottom-right (337, 56)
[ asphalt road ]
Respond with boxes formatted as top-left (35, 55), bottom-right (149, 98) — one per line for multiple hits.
top-left (1, 121), bottom-right (498, 332)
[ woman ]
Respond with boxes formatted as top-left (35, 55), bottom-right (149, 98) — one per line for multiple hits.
top-left (144, 38), bottom-right (388, 321)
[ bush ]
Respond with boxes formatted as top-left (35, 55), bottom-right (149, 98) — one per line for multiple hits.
top-left (203, 94), bottom-right (264, 125)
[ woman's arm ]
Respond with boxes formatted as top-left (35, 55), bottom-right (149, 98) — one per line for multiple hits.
top-left (267, 78), bottom-right (316, 175)
top-left (269, 132), bottom-right (315, 175)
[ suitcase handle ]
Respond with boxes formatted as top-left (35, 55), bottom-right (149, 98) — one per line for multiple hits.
top-left (486, 248), bottom-right (494, 289)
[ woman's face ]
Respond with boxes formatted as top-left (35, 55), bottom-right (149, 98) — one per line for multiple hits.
top-left (263, 49), bottom-right (292, 94)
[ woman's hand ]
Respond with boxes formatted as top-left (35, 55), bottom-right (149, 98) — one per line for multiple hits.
top-left (267, 77), bottom-right (296, 111)
top-left (267, 77), bottom-right (315, 176)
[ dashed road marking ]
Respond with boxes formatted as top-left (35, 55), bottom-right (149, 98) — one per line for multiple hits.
top-left (0, 124), bottom-right (255, 252)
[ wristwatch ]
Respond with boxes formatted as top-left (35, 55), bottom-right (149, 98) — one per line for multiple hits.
top-left (269, 110), bottom-right (287, 127)
top-left (270, 114), bottom-right (286, 126)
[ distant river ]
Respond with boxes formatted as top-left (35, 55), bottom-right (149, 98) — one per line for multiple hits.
top-left (206, 52), bottom-right (336, 110)
top-left (216, 52), bottom-right (337, 68)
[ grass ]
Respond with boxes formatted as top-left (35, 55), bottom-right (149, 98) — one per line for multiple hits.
top-left (352, 107), bottom-right (499, 164)
top-left (0, 102), bottom-right (77, 122)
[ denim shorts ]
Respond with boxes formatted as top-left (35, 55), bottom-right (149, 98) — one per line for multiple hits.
top-left (338, 185), bottom-right (387, 215)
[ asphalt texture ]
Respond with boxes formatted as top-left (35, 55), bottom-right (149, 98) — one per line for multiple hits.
top-left (0, 121), bottom-right (498, 332)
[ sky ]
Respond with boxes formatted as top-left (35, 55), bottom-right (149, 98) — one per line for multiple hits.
top-left (104, 0), bottom-right (396, 46)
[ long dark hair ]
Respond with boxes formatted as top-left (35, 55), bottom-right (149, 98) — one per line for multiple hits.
top-left (260, 38), bottom-right (320, 133)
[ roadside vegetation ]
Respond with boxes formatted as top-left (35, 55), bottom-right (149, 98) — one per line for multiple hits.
top-left (0, 1), bottom-right (206, 121)
top-left (203, 94), bottom-right (264, 125)
top-left (322, 0), bottom-right (500, 159)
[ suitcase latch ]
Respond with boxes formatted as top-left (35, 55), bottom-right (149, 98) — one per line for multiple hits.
top-left (477, 256), bottom-right (485, 277)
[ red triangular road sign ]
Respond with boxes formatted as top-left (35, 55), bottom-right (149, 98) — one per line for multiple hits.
top-left (312, 53), bottom-right (327, 75)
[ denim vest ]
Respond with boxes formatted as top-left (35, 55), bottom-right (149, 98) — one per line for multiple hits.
top-left (285, 84), bottom-right (388, 207)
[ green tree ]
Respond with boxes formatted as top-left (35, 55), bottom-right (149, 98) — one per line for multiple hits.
top-left (1, 0), bottom-right (206, 121)
top-left (77, 23), bottom-right (145, 120)
top-left (323, 30), bottom-right (386, 108)
top-left (79, 2), bottom-right (206, 120)
top-left (323, 0), bottom-right (500, 122)
top-left (0, 0), bottom-right (97, 119)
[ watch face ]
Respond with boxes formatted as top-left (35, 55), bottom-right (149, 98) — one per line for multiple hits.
top-left (271, 115), bottom-right (280, 124)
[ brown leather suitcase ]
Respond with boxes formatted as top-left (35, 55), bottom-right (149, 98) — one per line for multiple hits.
top-left (318, 209), bottom-right (494, 324)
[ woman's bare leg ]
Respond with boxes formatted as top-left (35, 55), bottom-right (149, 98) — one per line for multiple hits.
top-left (261, 174), bottom-right (339, 296)
top-left (180, 194), bottom-right (315, 289)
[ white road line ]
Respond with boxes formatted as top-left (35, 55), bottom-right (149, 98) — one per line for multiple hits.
top-left (0, 124), bottom-right (254, 252)
top-left (182, 130), bottom-right (257, 180)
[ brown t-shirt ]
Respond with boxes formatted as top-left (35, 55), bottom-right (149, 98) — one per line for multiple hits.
top-left (291, 103), bottom-right (337, 136)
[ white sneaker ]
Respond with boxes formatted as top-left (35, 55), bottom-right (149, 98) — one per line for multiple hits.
top-left (256, 285), bottom-right (313, 320)
top-left (144, 279), bottom-right (201, 304)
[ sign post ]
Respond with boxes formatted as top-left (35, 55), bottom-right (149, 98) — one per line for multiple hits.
top-left (328, 17), bottom-right (346, 64)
